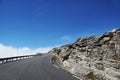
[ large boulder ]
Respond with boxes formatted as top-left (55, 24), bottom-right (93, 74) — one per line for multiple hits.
top-left (49, 28), bottom-right (120, 80)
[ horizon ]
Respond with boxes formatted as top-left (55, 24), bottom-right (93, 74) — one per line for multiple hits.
top-left (0, 0), bottom-right (120, 58)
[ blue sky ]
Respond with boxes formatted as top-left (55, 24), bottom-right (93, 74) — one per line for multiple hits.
top-left (0, 0), bottom-right (120, 49)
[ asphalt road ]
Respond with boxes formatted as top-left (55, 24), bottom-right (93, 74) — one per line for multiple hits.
top-left (0, 54), bottom-right (79, 80)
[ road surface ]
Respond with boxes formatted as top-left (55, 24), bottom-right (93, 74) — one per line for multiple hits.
top-left (0, 54), bottom-right (79, 80)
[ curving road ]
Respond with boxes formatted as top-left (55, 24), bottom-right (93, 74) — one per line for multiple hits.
top-left (0, 54), bottom-right (79, 80)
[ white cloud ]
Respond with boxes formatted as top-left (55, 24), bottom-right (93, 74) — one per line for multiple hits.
top-left (61, 36), bottom-right (71, 41)
top-left (0, 43), bottom-right (55, 58)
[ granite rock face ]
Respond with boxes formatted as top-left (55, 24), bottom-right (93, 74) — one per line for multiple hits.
top-left (49, 28), bottom-right (120, 80)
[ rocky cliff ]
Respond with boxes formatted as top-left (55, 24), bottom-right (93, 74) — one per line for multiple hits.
top-left (49, 28), bottom-right (120, 80)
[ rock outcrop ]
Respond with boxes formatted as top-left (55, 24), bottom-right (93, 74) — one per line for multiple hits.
top-left (49, 28), bottom-right (120, 80)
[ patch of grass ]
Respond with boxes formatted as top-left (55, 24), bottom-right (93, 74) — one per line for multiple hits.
top-left (115, 75), bottom-right (120, 79)
top-left (85, 72), bottom-right (95, 80)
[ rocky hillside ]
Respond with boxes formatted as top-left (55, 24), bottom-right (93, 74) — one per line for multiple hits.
top-left (49, 28), bottom-right (120, 80)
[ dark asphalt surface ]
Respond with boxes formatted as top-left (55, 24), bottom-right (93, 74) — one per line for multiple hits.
top-left (0, 54), bottom-right (79, 80)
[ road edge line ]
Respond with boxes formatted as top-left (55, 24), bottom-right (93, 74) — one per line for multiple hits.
top-left (72, 74), bottom-right (83, 80)
top-left (50, 60), bottom-right (59, 69)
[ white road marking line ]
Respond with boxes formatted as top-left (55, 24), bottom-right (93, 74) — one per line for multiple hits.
top-left (50, 60), bottom-right (52, 63)
top-left (53, 64), bottom-right (59, 69)
top-left (50, 60), bottom-right (59, 69)
top-left (72, 75), bottom-right (83, 80)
